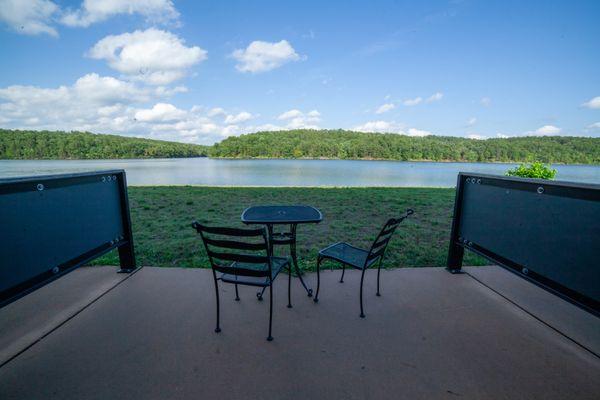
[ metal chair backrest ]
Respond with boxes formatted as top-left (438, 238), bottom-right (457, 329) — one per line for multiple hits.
top-left (192, 222), bottom-right (272, 277)
top-left (365, 209), bottom-right (414, 267)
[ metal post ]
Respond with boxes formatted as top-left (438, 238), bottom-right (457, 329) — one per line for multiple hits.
top-left (446, 173), bottom-right (465, 273)
top-left (117, 243), bottom-right (136, 272)
top-left (117, 171), bottom-right (136, 273)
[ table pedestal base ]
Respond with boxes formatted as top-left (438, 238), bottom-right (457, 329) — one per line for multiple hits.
top-left (256, 224), bottom-right (313, 301)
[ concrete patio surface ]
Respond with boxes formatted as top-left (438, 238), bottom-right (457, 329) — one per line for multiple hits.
top-left (1, 265), bottom-right (599, 400)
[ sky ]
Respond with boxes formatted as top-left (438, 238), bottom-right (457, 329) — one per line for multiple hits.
top-left (0, 0), bottom-right (599, 145)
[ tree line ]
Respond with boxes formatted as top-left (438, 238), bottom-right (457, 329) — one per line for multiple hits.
top-left (0, 129), bottom-right (208, 159)
top-left (1, 128), bottom-right (598, 163)
top-left (211, 129), bottom-right (600, 164)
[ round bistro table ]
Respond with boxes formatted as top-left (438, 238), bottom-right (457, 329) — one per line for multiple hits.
top-left (241, 205), bottom-right (323, 299)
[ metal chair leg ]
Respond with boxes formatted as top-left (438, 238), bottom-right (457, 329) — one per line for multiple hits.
top-left (314, 256), bottom-right (322, 303)
top-left (287, 265), bottom-right (292, 308)
top-left (257, 286), bottom-right (266, 301)
top-left (359, 269), bottom-right (366, 318)
top-left (340, 264), bottom-right (346, 283)
top-left (267, 284), bottom-right (274, 341)
top-left (235, 283), bottom-right (240, 301)
top-left (212, 272), bottom-right (221, 333)
top-left (376, 257), bottom-right (384, 297)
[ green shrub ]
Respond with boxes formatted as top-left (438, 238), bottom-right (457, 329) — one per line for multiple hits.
top-left (506, 162), bottom-right (557, 179)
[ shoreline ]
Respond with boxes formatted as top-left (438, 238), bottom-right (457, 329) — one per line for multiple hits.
top-left (1, 157), bottom-right (598, 166)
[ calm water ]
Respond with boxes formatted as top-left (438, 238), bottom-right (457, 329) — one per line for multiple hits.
top-left (0, 158), bottom-right (599, 187)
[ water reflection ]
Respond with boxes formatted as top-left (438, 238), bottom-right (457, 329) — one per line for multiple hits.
top-left (0, 158), bottom-right (598, 187)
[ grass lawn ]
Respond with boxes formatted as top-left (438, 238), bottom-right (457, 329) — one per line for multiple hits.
top-left (93, 187), bottom-right (486, 270)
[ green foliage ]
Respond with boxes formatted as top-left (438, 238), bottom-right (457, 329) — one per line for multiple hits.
top-left (506, 162), bottom-right (557, 179)
top-left (92, 187), bottom-right (487, 269)
top-left (2, 128), bottom-right (599, 164)
top-left (210, 129), bottom-right (600, 164)
top-left (0, 129), bottom-right (209, 159)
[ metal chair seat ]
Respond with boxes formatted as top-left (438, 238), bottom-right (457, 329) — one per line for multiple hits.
top-left (313, 209), bottom-right (414, 318)
top-left (220, 257), bottom-right (290, 287)
top-left (318, 242), bottom-right (379, 269)
top-left (192, 222), bottom-right (292, 341)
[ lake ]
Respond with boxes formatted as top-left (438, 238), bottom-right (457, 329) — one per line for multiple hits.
top-left (0, 158), bottom-right (599, 187)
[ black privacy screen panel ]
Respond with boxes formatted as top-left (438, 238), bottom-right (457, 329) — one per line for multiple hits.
top-left (456, 174), bottom-right (600, 310)
top-left (0, 171), bottom-right (134, 305)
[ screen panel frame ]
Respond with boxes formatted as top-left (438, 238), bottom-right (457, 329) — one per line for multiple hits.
top-left (447, 173), bottom-right (600, 317)
top-left (0, 170), bottom-right (136, 308)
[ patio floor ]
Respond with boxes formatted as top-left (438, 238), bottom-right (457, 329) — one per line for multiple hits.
top-left (1, 265), bottom-right (599, 399)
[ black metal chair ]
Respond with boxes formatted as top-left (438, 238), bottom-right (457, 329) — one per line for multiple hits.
top-left (192, 222), bottom-right (292, 341)
top-left (313, 209), bottom-right (413, 318)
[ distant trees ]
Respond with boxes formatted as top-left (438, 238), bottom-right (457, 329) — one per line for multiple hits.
top-left (1, 128), bottom-right (598, 164)
top-left (210, 129), bottom-right (600, 164)
top-left (0, 129), bottom-right (209, 159)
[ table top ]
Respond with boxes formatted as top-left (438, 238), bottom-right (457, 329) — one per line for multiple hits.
top-left (241, 205), bottom-right (323, 225)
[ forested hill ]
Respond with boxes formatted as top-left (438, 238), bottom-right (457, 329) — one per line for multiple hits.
top-left (1, 128), bottom-right (598, 163)
top-left (0, 129), bottom-right (208, 159)
top-left (211, 129), bottom-right (600, 164)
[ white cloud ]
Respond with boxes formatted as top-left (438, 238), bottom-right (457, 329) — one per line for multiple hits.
top-left (275, 109), bottom-right (320, 129)
top-left (134, 103), bottom-right (185, 122)
top-left (147, 107), bottom-right (321, 143)
top-left (403, 97), bottom-right (422, 106)
top-left (466, 117), bottom-right (477, 127)
top-left (496, 133), bottom-right (510, 138)
top-left (97, 104), bottom-right (123, 116)
top-left (407, 128), bottom-right (432, 137)
top-left (278, 109), bottom-right (303, 120)
top-left (582, 96), bottom-right (600, 109)
top-left (207, 107), bottom-right (225, 117)
top-left (253, 123), bottom-right (283, 132)
top-left (0, 0), bottom-right (59, 36)
top-left (231, 40), bottom-right (303, 73)
top-left (0, 74), bottom-right (325, 144)
top-left (354, 120), bottom-right (398, 133)
top-left (480, 97), bottom-right (492, 107)
top-left (0, 73), bottom-right (218, 143)
top-left (0, 73), bottom-right (152, 107)
top-left (399, 93), bottom-right (442, 107)
top-left (353, 120), bottom-right (433, 136)
top-left (467, 134), bottom-right (486, 140)
top-left (375, 103), bottom-right (395, 114)
top-left (88, 28), bottom-right (207, 85)
top-left (286, 118), bottom-right (317, 130)
top-left (224, 111), bottom-right (254, 124)
top-left (148, 118), bottom-right (223, 144)
top-left (532, 125), bottom-right (561, 136)
top-left (0, 0), bottom-right (180, 37)
top-left (73, 73), bottom-right (156, 103)
top-left (136, 109), bottom-right (277, 143)
top-left (587, 122), bottom-right (600, 130)
top-left (0, 73), bottom-right (160, 133)
top-left (61, 0), bottom-right (179, 27)
top-left (425, 92), bottom-right (443, 103)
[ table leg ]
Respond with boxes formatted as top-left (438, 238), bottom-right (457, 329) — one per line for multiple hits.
top-left (290, 224), bottom-right (313, 297)
top-left (258, 223), bottom-right (313, 300)
top-left (267, 224), bottom-right (275, 256)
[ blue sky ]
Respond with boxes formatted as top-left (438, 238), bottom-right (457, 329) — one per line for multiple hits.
top-left (0, 0), bottom-right (599, 144)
